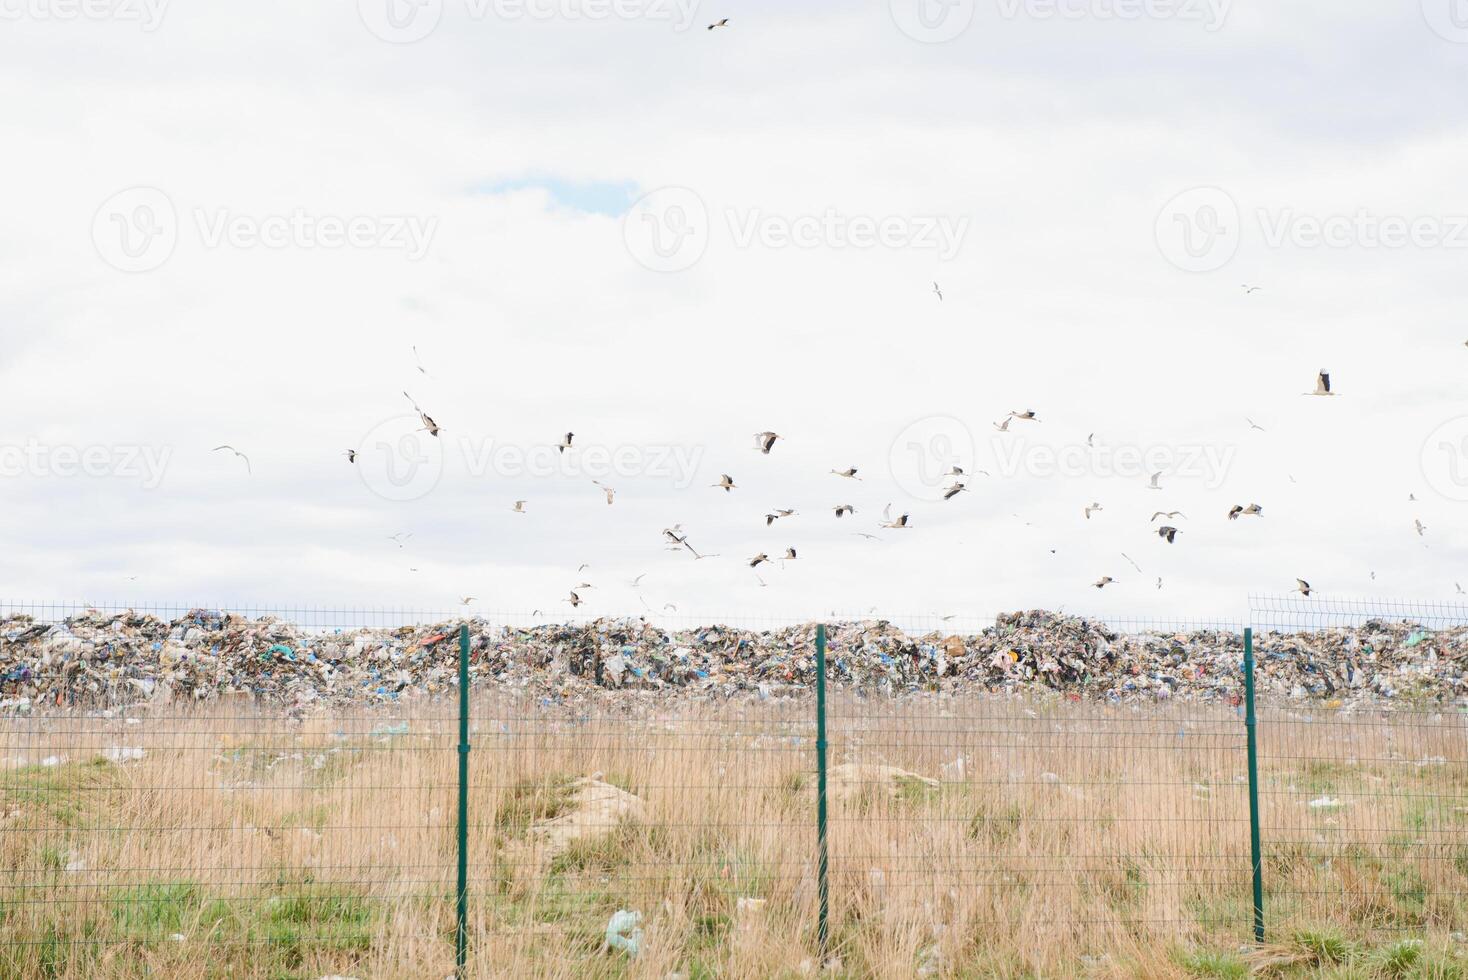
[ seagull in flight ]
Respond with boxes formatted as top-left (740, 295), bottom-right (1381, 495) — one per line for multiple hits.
top-left (564, 591), bottom-right (583, 608)
top-left (753, 431), bottom-right (781, 454)
top-left (830, 467), bottom-right (860, 479)
top-left (993, 417), bottom-right (1012, 432)
top-left (1151, 511), bottom-right (1185, 521)
top-left (388, 532), bottom-right (412, 547)
top-left (412, 345), bottom-right (429, 375)
top-left (942, 482), bottom-right (967, 501)
top-left (1147, 471), bottom-right (1163, 491)
top-left (932, 281), bottom-right (943, 301)
top-left (783, 547), bottom-right (798, 561)
top-left (1156, 525), bottom-right (1180, 544)
top-left (834, 504), bottom-right (856, 518)
top-left (1121, 553), bottom-right (1143, 573)
top-left (459, 596), bottom-right (476, 605)
top-left (343, 449), bottom-right (357, 463)
top-left (403, 392), bottom-right (441, 436)
top-left (593, 481), bottom-right (615, 505)
top-left (511, 500), bottom-right (527, 513)
top-left (1295, 578), bottom-right (1312, 596)
top-left (853, 532), bottom-right (880, 541)
top-left (211, 445), bottom-right (251, 474)
top-left (1246, 418), bottom-right (1266, 431)
top-left (557, 432), bottom-right (574, 454)
top-left (707, 17), bottom-right (728, 29)
top-left (1415, 519), bottom-right (1427, 537)
top-left (1093, 576), bottom-right (1114, 589)
top-left (1241, 284), bottom-right (1263, 294)
top-left (1007, 410), bottom-right (1038, 422)
top-left (1084, 502), bottom-right (1103, 520)
top-left (748, 553), bottom-right (770, 568)
top-left (712, 473), bottom-right (736, 492)
top-left (764, 508), bottom-right (796, 526)
top-left (628, 573), bottom-right (647, 588)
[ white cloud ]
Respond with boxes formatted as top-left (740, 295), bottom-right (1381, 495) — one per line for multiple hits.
top-left (0, 0), bottom-right (1464, 623)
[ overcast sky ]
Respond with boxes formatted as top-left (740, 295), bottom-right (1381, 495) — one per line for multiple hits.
top-left (2, 0), bottom-right (1466, 627)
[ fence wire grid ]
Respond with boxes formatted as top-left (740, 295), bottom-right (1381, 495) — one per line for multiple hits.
top-left (0, 599), bottom-right (1463, 977)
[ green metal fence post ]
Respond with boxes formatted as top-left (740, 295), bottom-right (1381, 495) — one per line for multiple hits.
top-left (1244, 626), bottom-right (1264, 944)
top-left (456, 623), bottom-right (471, 976)
top-left (815, 623), bottom-right (830, 956)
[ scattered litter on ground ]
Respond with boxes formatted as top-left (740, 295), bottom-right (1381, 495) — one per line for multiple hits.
top-left (604, 909), bottom-right (642, 957)
top-left (2, 608), bottom-right (1464, 711)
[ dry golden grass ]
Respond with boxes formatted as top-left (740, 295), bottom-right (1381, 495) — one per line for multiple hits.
top-left (0, 695), bottom-right (1465, 978)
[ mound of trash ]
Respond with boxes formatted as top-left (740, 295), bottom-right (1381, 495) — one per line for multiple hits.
top-left (1, 608), bottom-right (1464, 711)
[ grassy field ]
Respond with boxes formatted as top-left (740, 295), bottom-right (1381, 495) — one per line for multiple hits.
top-left (0, 695), bottom-right (1465, 978)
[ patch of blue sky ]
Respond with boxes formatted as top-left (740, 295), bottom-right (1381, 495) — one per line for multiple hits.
top-left (473, 176), bottom-right (639, 217)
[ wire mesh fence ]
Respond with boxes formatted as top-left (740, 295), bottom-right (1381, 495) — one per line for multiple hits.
top-left (0, 598), bottom-right (1464, 976)
top-left (1248, 595), bottom-right (1468, 946)
top-left (820, 614), bottom-right (1251, 976)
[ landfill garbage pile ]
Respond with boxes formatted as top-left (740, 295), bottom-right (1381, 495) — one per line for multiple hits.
top-left (1, 608), bottom-right (1464, 711)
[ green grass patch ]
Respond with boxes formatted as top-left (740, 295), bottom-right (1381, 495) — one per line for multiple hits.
top-left (0, 758), bottom-right (127, 827)
top-left (1177, 947), bottom-right (1249, 979)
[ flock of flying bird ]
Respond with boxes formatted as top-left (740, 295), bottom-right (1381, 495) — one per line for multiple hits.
top-left (203, 344), bottom-right (1451, 611)
top-left (318, 355), bottom-right (1366, 609)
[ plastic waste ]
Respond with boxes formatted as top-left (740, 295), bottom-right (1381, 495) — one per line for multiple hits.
top-left (604, 909), bottom-right (643, 957)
